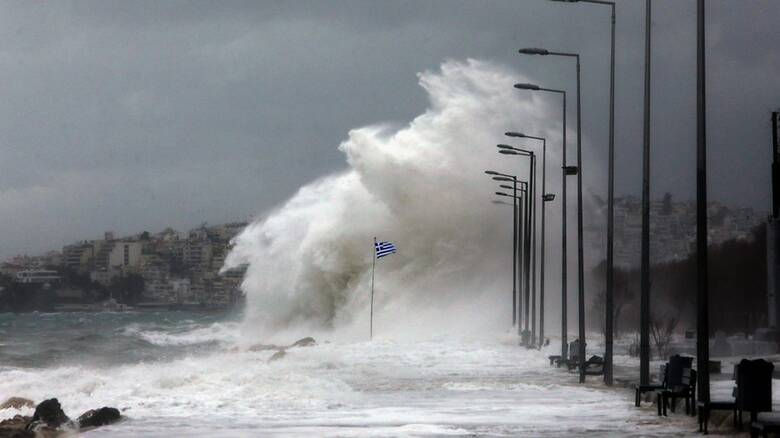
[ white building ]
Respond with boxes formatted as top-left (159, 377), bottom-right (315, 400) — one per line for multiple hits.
top-left (170, 278), bottom-right (192, 303)
top-left (15, 269), bottom-right (61, 284)
top-left (109, 241), bottom-right (142, 270)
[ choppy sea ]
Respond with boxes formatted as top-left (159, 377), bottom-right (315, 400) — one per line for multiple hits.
top-left (0, 311), bottom-right (694, 436)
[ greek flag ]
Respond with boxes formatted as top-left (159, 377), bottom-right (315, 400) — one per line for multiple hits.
top-left (375, 240), bottom-right (397, 258)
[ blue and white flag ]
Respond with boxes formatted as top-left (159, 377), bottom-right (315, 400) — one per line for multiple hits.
top-left (374, 240), bottom-right (397, 259)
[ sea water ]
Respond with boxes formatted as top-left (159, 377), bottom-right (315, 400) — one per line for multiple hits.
top-left (0, 311), bottom-right (696, 437)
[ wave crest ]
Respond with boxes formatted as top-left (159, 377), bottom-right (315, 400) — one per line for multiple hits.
top-left (225, 59), bottom-right (581, 338)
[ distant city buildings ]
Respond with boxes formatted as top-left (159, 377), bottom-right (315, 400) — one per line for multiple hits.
top-left (588, 195), bottom-right (764, 268)
top-left (1, 221), bottom-right (249, 310)
top-left (14, 269), bottom-right (61, 284)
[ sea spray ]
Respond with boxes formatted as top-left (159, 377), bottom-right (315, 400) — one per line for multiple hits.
top-left (224, 59), bottom-right (602, 340)
top-left (0, 61), bottom-right (623, 438)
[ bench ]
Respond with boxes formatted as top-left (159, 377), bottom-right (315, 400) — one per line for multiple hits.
top-left (657, 368), bottom-right (696, 416)
top-left (701, 358), bottom-right (774, 434)
top-left (583, 355), bottom-right (605, 376)
top-left (751, 412), bottom-right (780, 437)
top-left (698, 399), bottom-right (737, 434)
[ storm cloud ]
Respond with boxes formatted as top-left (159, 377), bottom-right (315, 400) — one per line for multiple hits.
top-left (1, 0), bottom-right (778, 259)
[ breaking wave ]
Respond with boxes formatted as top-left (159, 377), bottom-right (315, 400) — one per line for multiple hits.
top-left (225, 59), bottom-right (598, 339)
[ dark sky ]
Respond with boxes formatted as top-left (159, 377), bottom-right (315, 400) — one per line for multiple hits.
top-left (1, 0), bottom-right (778, 259)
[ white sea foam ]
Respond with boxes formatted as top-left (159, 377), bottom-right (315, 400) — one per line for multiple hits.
top-left (126, 321), bottom-right (243, 347)
top-left (0, 336), bottom-right (692, 436)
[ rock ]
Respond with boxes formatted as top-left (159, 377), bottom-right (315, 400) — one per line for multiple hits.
top-left (268, 350), bottom-right (286, 362)
top-left (290, 337), bottom-right (316, 348)
top-left (27, 399), bottom-right (69, 429)
top-left (21, 422), bottom-right (59, 438)
top-left (0, 416), bottom-right (30, 428)
top-left (0, 415), bottom-right (33, 438)
top-left (248, 343), bottom-right (281, 352)
top-left (0, 398), bottom-right (35, 410)
top-left (77, 407), bottom-right (121, 429)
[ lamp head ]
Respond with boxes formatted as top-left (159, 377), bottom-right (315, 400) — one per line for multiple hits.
top-left (518, 48), bottom-right (550, 56)
top-left (514, 83), bottom-right (541, 91)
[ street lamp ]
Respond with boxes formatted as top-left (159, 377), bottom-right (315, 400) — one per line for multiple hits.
top-left (496, 181), bottom-right (529, 335)
top-left (696, 0), bottom-right (710, 409)
top-left (548, 0), bottom-right (617, 387)
top-left (514, 83), bottom-right (540, 91)
top-left (517, 48), bottom-right (550, 56)
top-left (517, 47), bottom-right (586, 384)
top-left (513, 83), bottom-right (570, 362)
top-left (499, 147), bottom-right (536, 346)
top-left (496, 186), bottom-right (529, 335)
top-left (639, 0), bottom-right (653, 391)
top-left (492, 200), bottom-right (513, 206)
top-left (487, 170), bottom-right (520, 327)
top-left (506, 132), bottom-right (551, 348)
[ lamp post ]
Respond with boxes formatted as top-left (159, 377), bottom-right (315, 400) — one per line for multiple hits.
top-left (516, 48), bottom-right (585, 383)
top-left (499, 145), bottom-right (538, 346)
top-left (548, 0), bottom-right (616, 387)
top-left (696, 0), bottom-right (710, 409)
top-left (491, 172), bottom-right (529, 332)
top-left (498, 181), bottom-right (530, 337)
top-left (639, 0), bottom-right (652, 388)
top-left (496, 186), bottom-right (529, 334)
top-left (513, 83), bottom-right (569, 360)
top-left (486, 170), bottom-right (519, 327)
top-left (506, 133), bottom-right (551, 348)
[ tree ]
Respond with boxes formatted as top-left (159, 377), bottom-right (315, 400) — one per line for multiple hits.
top-left (61, 267), bottom-right (108, 302)
top-left (589, 261), bottom-right (635, 338)
top-left (650, 311), bottom-right (680, 359)
top-left (109, 274), bottom-right (145, 304)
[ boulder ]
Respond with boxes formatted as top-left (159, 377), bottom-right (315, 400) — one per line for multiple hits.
top-left (27, 399), bottom-right (69, 429)
top-left (0, 398), bottom-right (34, 411)
top-left (248, 343), bottom-right (281, 352)
top-left (77, 407), bottom-right (121, 429)
top-left (21, 423), bottom-right (58, 438)
top-left (290, 337), bottom-right (316, 348)
top-left (0, 415), bottom-right (33, 438)
top-left (268, 350), bottom-right (286, 362)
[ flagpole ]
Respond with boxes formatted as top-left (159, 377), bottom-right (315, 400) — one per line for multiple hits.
top-left (370, 237), bottom-right (377, 340)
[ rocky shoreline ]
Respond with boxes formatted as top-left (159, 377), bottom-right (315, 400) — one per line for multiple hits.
top-left (0, 337), bottom-right (318, 436)
top-left (0, 397), bottom-right (119, 437)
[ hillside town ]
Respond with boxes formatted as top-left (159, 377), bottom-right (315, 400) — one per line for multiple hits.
top-left (1, 196), bottom-right (761, 312)
top-left (0, 222), bottom-right (249, 311)
top-left (587, 195), bottom-right (763, 268)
